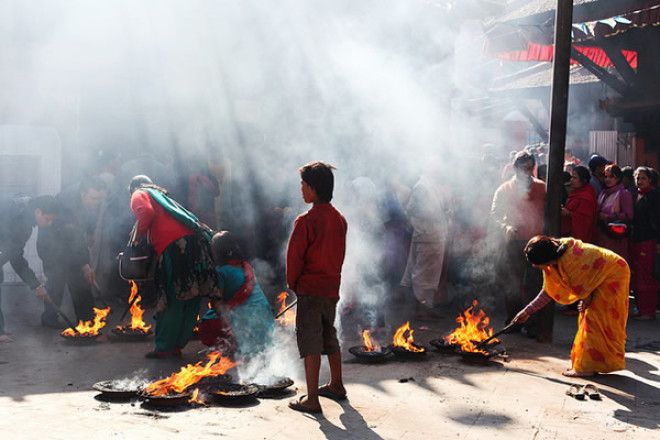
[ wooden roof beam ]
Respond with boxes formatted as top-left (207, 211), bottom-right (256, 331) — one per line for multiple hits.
top-left (600, 40), bottom-right (637, 86)
top-left (570, 47), bottom-right (628, 95)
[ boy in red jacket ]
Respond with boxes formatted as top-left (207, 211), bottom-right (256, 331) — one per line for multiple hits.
top-left (287, 162), bottom-right (348, 414)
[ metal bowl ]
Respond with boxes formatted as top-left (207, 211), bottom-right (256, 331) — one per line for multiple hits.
top-left (390, 344), bottom-right (428, 360)
top-left (60, 333), bottom-right (101, 345)
top-left (139, 390), bottom-right (191, 407)
top-left (348, 345), bottom-right (393, 363)
top-left (210, 383), bottom-right (259, 403)
top-left (429, 339), bottom-right (460, 354)
top-left (254, 377), bottom-right (294, 398)
top-left (111, 327), bottom-right (153, 341)
top-left (92, 380), bottom-right (143, 399)
top-left (459, 347), bottom-right (506, 364)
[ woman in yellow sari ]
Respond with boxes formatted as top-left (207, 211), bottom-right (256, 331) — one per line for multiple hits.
top-left (512, 235), bottom-right (629, 377)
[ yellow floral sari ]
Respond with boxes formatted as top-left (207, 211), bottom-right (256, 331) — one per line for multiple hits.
top-left (543, 238), bottom-right (629, 373)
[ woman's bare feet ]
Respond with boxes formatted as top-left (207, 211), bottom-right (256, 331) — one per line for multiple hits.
top-left (562, 368), bottom-right (595, 377)
top-left (0, 334), bottom-right (14, 343)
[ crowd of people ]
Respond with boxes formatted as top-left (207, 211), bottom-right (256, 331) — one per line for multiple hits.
top-left (0, 146), bottom-right (658, 409)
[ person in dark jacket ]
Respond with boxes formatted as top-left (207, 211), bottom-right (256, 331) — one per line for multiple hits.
top-left (38, 177), bottom-right (107, 327)
top-left (0, 196), bottom-right (58, 342)
top-left (630, 167), bottom-right (660, 320)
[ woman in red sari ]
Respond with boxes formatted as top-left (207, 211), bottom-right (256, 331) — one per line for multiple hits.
top-left (561, 165), bottom-right (597, 242)
top-left (630, 167), bottom-right (660, 320)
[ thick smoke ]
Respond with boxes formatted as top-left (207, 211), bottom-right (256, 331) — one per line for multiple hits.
top-left (2, 0), bottom-right (512, 351)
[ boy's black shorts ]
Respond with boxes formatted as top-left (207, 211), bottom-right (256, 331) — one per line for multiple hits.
top-left (295, 295), bottom-right (340, 358)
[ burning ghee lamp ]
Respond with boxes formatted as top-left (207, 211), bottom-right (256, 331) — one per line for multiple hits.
top-left (349, 329), bottom-right (392, 363)
top-left (60, 306), bottom-right (111, 344)
top-left (438, 300), bottom-right (507, 364)
top-left (141, 351), bottom-right (236, 407)
top-left (112, 280), bottom-right (152, 340)
top-left (390, 321), bottom-right (427, 359)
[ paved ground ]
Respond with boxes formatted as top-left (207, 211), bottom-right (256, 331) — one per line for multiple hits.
top-left (0, 285), bottom-right (658, 440)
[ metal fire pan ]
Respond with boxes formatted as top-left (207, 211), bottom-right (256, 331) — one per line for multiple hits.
top-left (93, 380), bottom-right (142, 399)
top-left (60, 333), bottom-right (101, 345)
top-left (348, 346), bottom-right (393, 363)
top-left (111, 327), bottom-right (153, 342)
top-left (210, 383), bottom-right (259, 403)
top-left (459, 347), bottom-right (507, 364)
top-left (254, 377), bottom-right (294, 398)
top-left (429, 339), bottom-right (460, 354)
top-left (139, 390), bottom-right (191, 407)
top-left (390, 344), bottom-right (428, 360)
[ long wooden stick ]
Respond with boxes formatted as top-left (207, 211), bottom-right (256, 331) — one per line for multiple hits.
top-left (474, 322), bottom-right (516, 348)
top-left (274, 299), bottom-right (297, 319)
top-left (44, 296), bottom-right (78, 332)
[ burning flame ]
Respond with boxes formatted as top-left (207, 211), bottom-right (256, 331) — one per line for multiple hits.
top-left (276, 292), bottom-right (296, 325)
top-left (444, 300), bottom-right (496, 354)
top-left (362, 330), bottom-right (381, 352)
top-left (392, 322), bottom-right (425, 353)
top-left (189, 388), bottom-right (205, 405)
top-left (61, 307), bottom-right (111, 336)
top-left (116, 280), bottom-right (152, 333)
top-left (144, 351), bottom-right (237, 397)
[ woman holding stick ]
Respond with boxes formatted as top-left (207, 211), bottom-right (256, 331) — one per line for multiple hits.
top-left (512, 235), bottom-right (630, 377)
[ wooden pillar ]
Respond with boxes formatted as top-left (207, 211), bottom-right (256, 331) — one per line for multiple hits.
top-left (540, 0), bottom-right (574, 342)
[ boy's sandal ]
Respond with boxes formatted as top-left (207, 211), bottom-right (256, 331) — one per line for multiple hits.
top-left (566, 384), bottom-right (586, 400)
top-left (318, 385), bottom-right (347, 401)
top-left (288, 395), bottom-right (322, 414)
top-left (582, 384), bottom-right (601, 400)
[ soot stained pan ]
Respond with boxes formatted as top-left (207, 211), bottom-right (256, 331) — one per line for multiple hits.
top-left (429, 339), bottom-right (460, 354)
top-left (348, 346), bottom-right (393, 363)
top-left (211, 383), bottom-right (259, 403)
top-left (390, 344), bottom-right (428, 360)
top-left (254, 377), bottom-right (294, 398)
top-left (139, 390), bottom-right (192, 407)
top-left (111, 327), bottom-right (153, 341)
top-left (93, 380), bottom-right (143, 399)
top-left (459, 347), bottom-right (507, 364)
top-left (60, 333), bottom-right (101, 345)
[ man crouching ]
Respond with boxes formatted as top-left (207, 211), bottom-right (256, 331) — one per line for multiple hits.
top-left (286, 161), bottom-right (348, 414)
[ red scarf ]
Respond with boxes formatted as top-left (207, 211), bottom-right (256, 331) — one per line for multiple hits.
top-left (222, 260), bottom-right (255, 310)
top-left (638, 186), bottom-right (653, 195)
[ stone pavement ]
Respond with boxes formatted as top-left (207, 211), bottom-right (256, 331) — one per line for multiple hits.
top-left (0, 285), bottom-right (658, 440)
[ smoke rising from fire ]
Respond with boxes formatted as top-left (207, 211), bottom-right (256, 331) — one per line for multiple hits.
top-left (2, 0), bottom-right (511, 350)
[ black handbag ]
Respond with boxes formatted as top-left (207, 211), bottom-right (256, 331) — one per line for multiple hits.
top-left (118, 223), bottom-right (155, 281)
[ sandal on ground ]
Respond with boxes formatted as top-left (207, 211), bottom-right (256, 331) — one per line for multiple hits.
top-left (566, 384), bottom-right (586, 400)
top-left (288, 395), bottom-right (322, 414)
top-left (562, 369), bottom-right (595, 378)
top-left (0, 334), bottom-right (14, 343)
top-left (318, 384), bottom-right (347, 401)
top-left (582, 384), bottom-right (601, 400)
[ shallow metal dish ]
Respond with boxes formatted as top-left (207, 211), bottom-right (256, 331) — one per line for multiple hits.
top-left (111, 327), bottom-right (153, 341)
top-left (92, 380), bottom-right (143, 398)
top-left (349, 345), bottom-right (393, 363)
top-left (390, 344), bottom-right (427, 360)
top-left (139, 390), bottom-right (191, 407)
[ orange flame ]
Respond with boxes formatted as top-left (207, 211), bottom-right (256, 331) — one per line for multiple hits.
top-left (61, 307), bottom-right (111, 336)
top-left (392, 322), bottom-right (425, 352)
top-left (362, 330), bottom-right (381, 352)
top-left (116, 281), bottom-right (152, 333)
top-left (144, 351), bottom-right (237, 397)
top-left (188, 388), bottom-right (205, 405)
top-left (276, 292), bottom-right (296, 325)
top-left (444, 300), bottom-right (496, 354)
